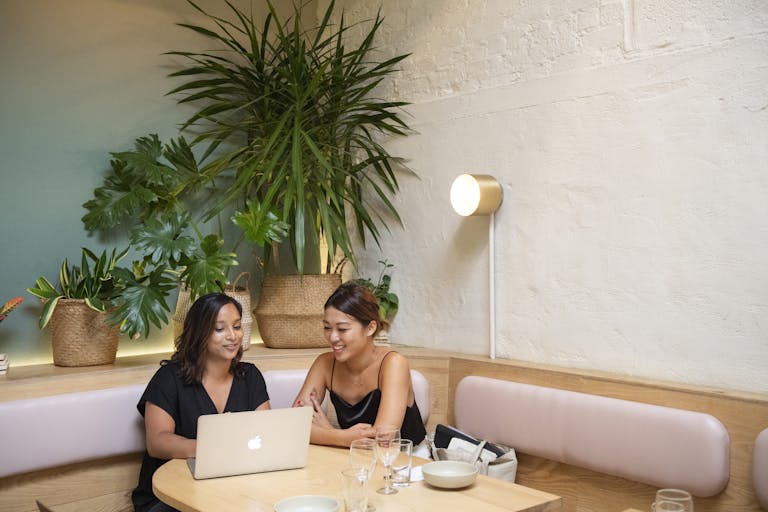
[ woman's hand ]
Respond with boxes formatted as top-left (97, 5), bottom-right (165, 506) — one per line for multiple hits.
top-left (308, 391), bottom-right (333, 429)
top-left (347, 422), bottom-right (375, 439)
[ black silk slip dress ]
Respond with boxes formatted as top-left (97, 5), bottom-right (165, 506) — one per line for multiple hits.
top-left (328, 351), bottom-right (427, 444)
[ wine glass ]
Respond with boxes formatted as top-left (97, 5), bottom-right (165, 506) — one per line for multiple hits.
top-left (374, 427), bottom-right (401, 495)
top-left (349, 439), bottom-right (377, 512)
top-left (655, 489), bottom-right (694, 512)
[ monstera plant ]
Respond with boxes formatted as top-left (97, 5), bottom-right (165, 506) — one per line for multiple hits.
top-left (80, 134), bottom-right (248, 336)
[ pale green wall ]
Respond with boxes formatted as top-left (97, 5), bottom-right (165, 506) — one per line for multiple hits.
top-left (0, 0), bottom-right (313, 366)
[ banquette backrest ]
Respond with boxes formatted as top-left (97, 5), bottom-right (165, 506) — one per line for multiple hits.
top-left (0, 384), bottom-right (147, 478)
top-left (0, 368), bottom-right (430, 478)
top-left (755, 427), bottom-right (768, 510)
top-left (453, 375), bottom-right (730, 497)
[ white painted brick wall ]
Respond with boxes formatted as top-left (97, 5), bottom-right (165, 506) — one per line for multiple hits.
top-left (322, 0), bottom-right (768, 394)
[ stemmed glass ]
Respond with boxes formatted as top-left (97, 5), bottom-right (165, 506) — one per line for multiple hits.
top-left (349, 439), bottom-right (377, 511)
top-left (374, 427), bottom-right (401, 495)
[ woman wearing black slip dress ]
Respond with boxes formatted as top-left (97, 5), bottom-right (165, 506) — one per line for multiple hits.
top-left (292, 282), bottom-right (426, 447)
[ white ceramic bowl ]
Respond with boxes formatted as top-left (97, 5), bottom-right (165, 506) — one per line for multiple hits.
top-left (421, 460), bottom-right (478, 489)
top-left (273, 495), bottom-right (339, 512)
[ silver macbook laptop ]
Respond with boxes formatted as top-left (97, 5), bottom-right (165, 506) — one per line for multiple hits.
top-left (187, 406), bottom-right (313, 479)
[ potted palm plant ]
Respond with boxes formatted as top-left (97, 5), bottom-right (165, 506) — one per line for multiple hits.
top-left (165, 0), bottom-right (415, 348)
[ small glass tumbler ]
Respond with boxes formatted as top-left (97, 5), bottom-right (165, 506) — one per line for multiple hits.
top-left (652, 500), bottom-right (685, 512)
top-left (341, 467), bottom-right (369, 512)
top-left (391, 439), bottom-right (413, 487)
top-left (655, 489), bottom-right (694, 512)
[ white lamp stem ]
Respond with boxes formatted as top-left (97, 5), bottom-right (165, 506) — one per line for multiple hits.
top-left (489, 211), bottom-right (496, 359)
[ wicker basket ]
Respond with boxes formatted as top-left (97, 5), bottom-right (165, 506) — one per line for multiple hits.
top-left (50, 299), bottom-right (120, 367)
top-left (255, 274), bottom-right (341, 348)
top-left (172, 273), bottom-right (254, 350)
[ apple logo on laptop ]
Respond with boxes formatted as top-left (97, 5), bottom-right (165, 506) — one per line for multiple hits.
top-left (247, 434), bottom-right (262, 450)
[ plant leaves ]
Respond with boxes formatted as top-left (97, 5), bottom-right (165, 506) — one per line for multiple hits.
top-left (232, 199), bottom-right (289, 247)
top-left (109, 267), bottom-right (176, 339)
top-left (130, 213), bottom-right (197, 266)
top-left (168, 0), bottom-right (415, 274)
top-left (180, 237), bottom-right (239, 299)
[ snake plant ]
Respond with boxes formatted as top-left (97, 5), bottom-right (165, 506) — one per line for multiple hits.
top-left (27, 247), bottom-right (177, 339)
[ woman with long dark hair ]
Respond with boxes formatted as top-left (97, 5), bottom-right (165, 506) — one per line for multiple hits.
top-left (132, 293), bottom-right (270, 512)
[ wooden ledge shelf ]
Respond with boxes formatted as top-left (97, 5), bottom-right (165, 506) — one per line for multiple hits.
top-left (0, 344), bottom-right (457, 407)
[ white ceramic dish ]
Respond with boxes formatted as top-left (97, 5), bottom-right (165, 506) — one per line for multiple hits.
top-left (421, 460), bottom-right (478, 489)
top-left (273, 495), bottom-right (339, 512)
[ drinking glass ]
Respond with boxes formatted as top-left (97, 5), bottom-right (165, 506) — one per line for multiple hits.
top-left (349, 438), bottom-right (377, 479)
top-left (655, 489), bottom-right (694, 512)
top-left (341, 467), bottom-right (369, 512)
top-left (652, 501), bottom-right (685, 512)
top-left (391, 439), bottom-right (413, 487)
top-left (349, 438), bottom-right (377, 511)
top-left (374, 427), bottom-right (401, 495)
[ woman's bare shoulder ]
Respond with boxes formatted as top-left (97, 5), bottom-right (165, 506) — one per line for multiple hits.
top-left (380, 350), bottom-right (410, 372)
top-left (309, 351), bottom-right (335, 371)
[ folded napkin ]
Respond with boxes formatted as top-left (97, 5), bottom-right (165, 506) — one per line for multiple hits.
top-left (447, 438), bottom-right (498, 463)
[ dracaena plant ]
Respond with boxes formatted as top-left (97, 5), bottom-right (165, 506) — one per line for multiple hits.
top-left (166, 0), bottom-right (415, 275)
top-left (27, 247), bottom-right (177, 339)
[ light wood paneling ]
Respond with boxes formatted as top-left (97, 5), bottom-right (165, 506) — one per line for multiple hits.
top-left (0, 455), bottom-right (141, 512)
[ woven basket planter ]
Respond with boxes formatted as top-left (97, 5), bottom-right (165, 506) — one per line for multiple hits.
top-left (172, 273), bottom-right (254, 350)
top-left (50, 299), bottom-right (120, 367)
top-left (255, 274), bottom-right (341, 348)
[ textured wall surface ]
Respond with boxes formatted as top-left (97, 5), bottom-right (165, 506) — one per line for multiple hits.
top-left (325, 0), bottom-right (768, 393)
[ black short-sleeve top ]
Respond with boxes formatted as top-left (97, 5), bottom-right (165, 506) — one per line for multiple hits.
top-left (131, 361), bottom-right (269, 512)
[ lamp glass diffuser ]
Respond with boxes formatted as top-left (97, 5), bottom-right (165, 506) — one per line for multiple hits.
top-left (450, 174), bottom-right (502, 216)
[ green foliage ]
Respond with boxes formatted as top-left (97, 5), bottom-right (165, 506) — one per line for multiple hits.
top-left (180, 234), bottom-right (239, 296)
top-left (26, 247), bottom-right (177, 338)
top-left (81, 134), bottom-right (203, 232)
top-left (356, 260), bottom-right (399, 322)
top-left (109, 266), bottom-right (177, 339)
top-left (232, 199), bottom-right (290, 248)
top-left (82, 134), bottom-right (241, 300)
top-left (168, 0), bottom-right (415, 275)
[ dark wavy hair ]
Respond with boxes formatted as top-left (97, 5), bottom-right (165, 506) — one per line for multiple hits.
top-left (168, 293), bottom-right (244, 384)
top-left (324, 281), bottom-right (386, 336)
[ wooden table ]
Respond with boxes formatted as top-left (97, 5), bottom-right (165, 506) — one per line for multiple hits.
top-left (153, 444), bottom-right (561, 512)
